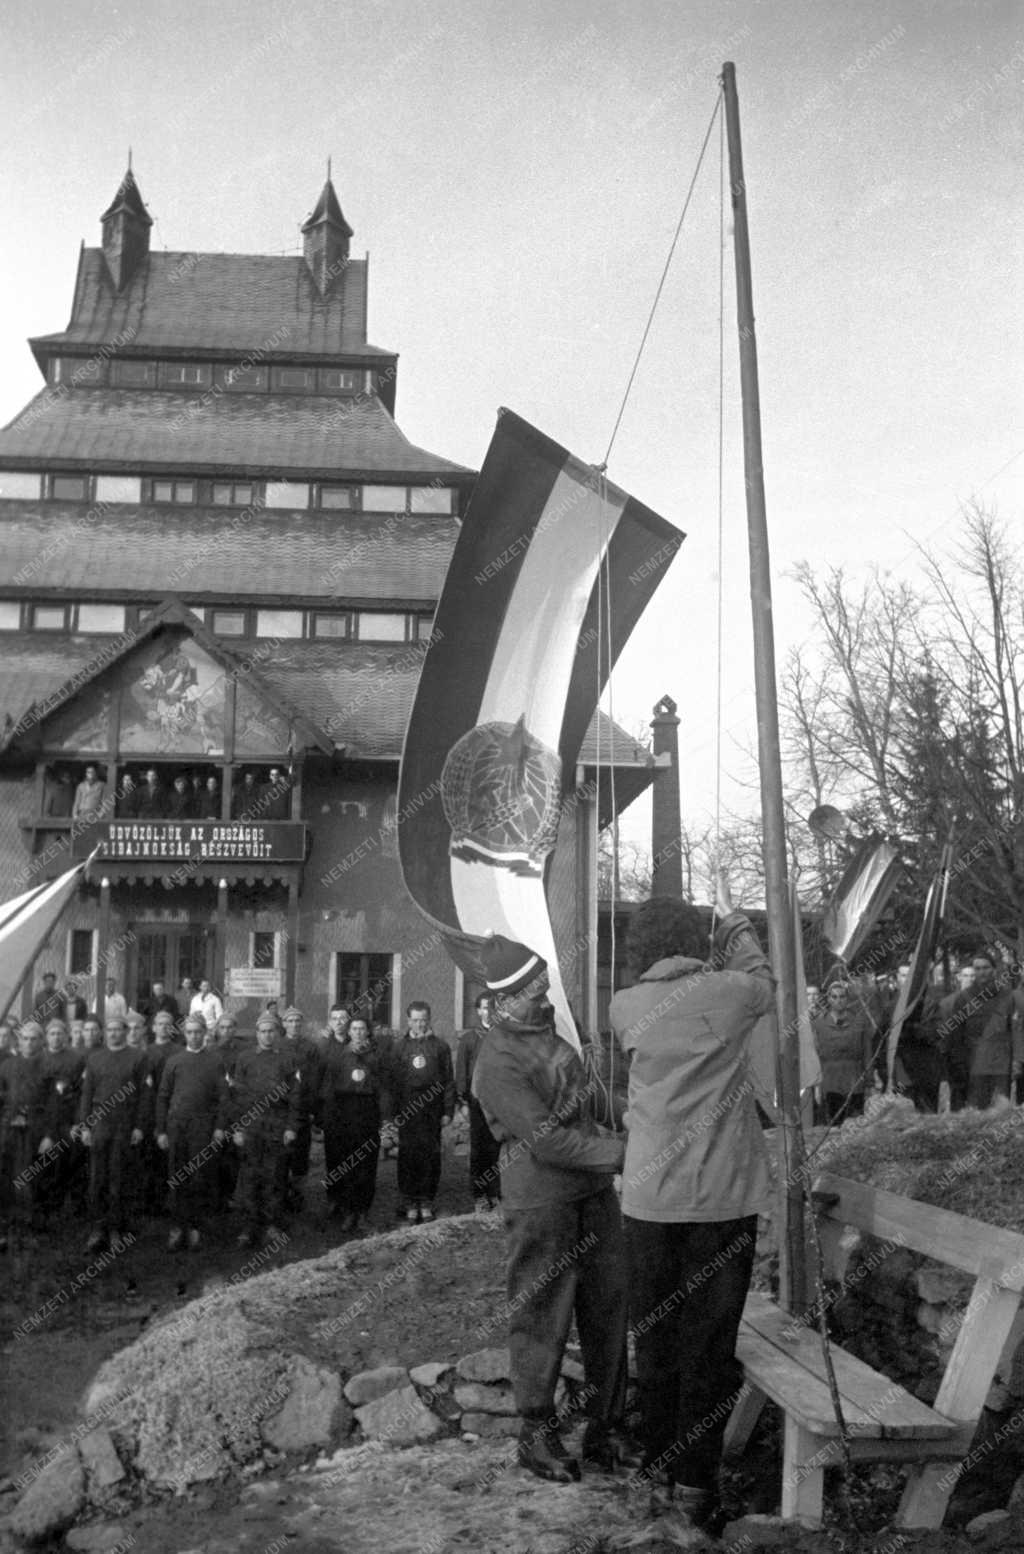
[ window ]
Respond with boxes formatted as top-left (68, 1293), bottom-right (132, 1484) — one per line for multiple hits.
top-left (412, 613), bottom-right (435, 641)
top-left (251, 931), bottom-right (278, 969)
top-left (76, 604), bottom-right (127, 633)
top-left (317, 485), bottom-right (358, 510)
top-left (355, 612), bottom-right (407, 642)
top-left (30, 604), bottom-right (69, 631)
top-left (0, 471), bottom-right (41, 499)
top-left (275, 368), bottom-right (312, 390)
top-left (312, 612), bottom-right (350, 639)
top-left (159, 362), bottom-right (211, 387)
top-left (410, 486), bottom-right (455, 514)
top-left (361, 485), bottom-right (408, 512)
top-left (264, 481), bottom-right (309, 509)
top-left (50, 475), bottom-right (89, 501)
top-left (335, 952), bottom-right (394, 1027)
top-left (320, 369), bottom-right (361, 393)
top-left (69, 929), bottom-right (97, 978)
top-left (211, 482), bottom-right (254, 506)
top-left (256, 609), bottom-right (303, 638)
top-left (112, 360), bottom-right (156, 387)
top-left (211, 610), bottom-right (247, 636)
top-left (221, 365), bottom-right (267, 391)
top-left (94, 475), bottom-right (142, 503)
top-left (0, 602), bottom-right (21, 630)
top-left (152, 479), bottom-right (196, 504)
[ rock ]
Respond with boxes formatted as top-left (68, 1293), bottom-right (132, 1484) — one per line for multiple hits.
top-left (721, 1514), bottom-right (791, 1546)
top-left (261, 1356), bottom-right (344, 1453)
top-left (460, 1412), bottom-right (520, 1438)
top-left (965, 1509), bottom-right (1013, 1541)
top-left (409, 1361), bottom-right (451, 1388)
top-left (455, 1347), bottom-right (511, 1383)
top-left (343, 1364), bottom-right (410, 1406)
top-left (453, 1382), bottom-right (518, 1415)
top-left (354, 1384), bottom-right (446, 1445)
top-left (78, 1428), bottom-right (125, 1491)
top-left (9, 1446), bottom-right (86, 1543)
top-left (1008, 1469), bottom-right (1024, 1511)
top-left (65, 1524), bottom-right (131, 1552)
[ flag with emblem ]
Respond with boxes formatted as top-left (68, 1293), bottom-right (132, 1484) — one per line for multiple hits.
top-left (398, 408), bottom-right (684, 1049)
top-left (0, 852), bottom-right (98, 1022)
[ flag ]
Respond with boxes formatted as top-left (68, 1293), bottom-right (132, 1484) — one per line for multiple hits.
top-left (0, 853), bottom-right (97, 1022)
top-left (821, 834), bottom-right (902, 965)
top-left (886, 845), bottom-right (951, 1084)
top-left (398, 408), bottom-right (685, 1048)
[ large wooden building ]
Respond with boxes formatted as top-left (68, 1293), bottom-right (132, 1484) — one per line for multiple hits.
top-left (0, 169), bottom-right (656, 1032)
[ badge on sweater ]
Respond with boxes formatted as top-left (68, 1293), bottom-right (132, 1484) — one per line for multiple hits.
top-left (351, 1068), bottom-right (366, 1083)
top-left (412, 1054), bottom-right (427, 1070)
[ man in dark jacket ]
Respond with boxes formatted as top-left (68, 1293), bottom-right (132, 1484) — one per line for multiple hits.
top-left (156, 1015), bottom-right (228, 1250)
top-left (0, 1021), bottom-right (49, 1238)
top-left (389, 1001), bottom-right (455, 1223)
top-left (79, 1015), bottom-right (147, 1251)
top-left (472, 936), bottom-right (634, 1485)
top-left (456, 992), bottom-right (501, 1211)
top-left (609, 882), bottom-right (774, 1532)
top-left (226, 1012), bottom-right (299, 1247)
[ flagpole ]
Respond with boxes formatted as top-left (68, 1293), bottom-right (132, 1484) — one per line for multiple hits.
top-left (722, 61), bottom-right (808, 1313)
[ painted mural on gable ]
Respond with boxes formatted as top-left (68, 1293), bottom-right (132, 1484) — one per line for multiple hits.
top-left (234, 680), bottom-right (290, 757)
top-left (120, 636), bottom-right (225, 755)
top-left (41, 685), bottom-right (112, 753)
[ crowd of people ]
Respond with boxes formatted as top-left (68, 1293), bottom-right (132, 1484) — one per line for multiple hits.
top-left (44, 763), bottom-right (294, 822)
top-left (809, 953), bottom-right (1024, 1122)
top-left (0, 982), bottom-right (503, 1256)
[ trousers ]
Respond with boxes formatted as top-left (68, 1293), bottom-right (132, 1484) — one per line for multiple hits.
top-left (504, 1185), bottom-right (628, 1424)
top-left (625, 1213), bottom-right (757, 1488)
top-left (468, 1096), bottom-right (502, 1201)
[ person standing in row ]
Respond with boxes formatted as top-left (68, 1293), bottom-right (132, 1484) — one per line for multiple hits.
top-left (0, 1021), bottom-right (49, 1239)
top-left (389, 1000), bottom-right (455, 1223)
top-left (811, 979), bottom-right (878, 1123)
top-left (278, 1006), bottom-right (320, 1212)
top-left (227, 1012), bottom-right (299, 1248)
top-left (39, 1019), bottom-right (86, 1219)
top-left (317, 1016), bottom-right (388, 1230)
top-left (157, 1015), bottom-right (228, 1251)
top-left (79, 1015), bottom-right (147, 1252)
top-left (189, 979), bottom-right (223, 1034)
top-left (471, 937), bottom-right (634, 1485)
top-left (609, 882), bottom-right (775, 1534)
top-left (456, 992), bottom-right (501, 1212)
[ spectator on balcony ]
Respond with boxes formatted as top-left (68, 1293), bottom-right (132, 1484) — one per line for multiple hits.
top-left (200, 775), bottom-right (221, 820)
top-left (168, 774), bottom-right (192, 820)
top-left (135, 768), bottom-right (164, 819)
top-left (262, 767), bottom-right (291, 820)
top-left (117, 772), bottom-right (139, 817)
top-left (72, 764), bottom-right (105, 820)
top-left (232, 770), bottom-right (258, 819)
top-left (190, 772), bottom-right (204, 817)
top-left (44, 767), bottom-right (74, 818)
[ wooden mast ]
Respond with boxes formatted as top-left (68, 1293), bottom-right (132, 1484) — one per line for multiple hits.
top-left (721, 61), bottom-right (808, 1313)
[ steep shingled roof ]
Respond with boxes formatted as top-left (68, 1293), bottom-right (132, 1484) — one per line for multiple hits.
top-left (0, 388), bottom-right (473, 477)
top-left (31, 249), bottom-right (390, 358)
top-left (0, 505), bottom-right (456, 601)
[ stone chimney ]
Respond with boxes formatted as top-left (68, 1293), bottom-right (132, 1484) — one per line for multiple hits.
top-left (650, 694), bottom-right (683, 897)
top-left (100, 167), bottom-right (152, 291)
top-left (301, 175), bottom-right (353, 296)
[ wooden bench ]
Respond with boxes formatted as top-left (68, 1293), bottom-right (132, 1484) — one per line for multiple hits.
top-left (723, 1171), bottom-right (1024, 1528)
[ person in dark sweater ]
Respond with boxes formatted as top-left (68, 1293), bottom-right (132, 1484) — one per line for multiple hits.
top-left (456, 992), bottom-right (502, 1212)
top-left (39, 1019), bottom-right (86, 1218)
top-left (278, 1006), bottom-right (319, 1212)
top-left (0, 1021), bottom-right (49, 1239)
top-left (226, 1013), bottom-right (299, 1248)
top-left (79, 1016), bottom-right (147, 1251)
top-left (157, 1015), bottom-right (228, 1251)
top-left (316, 1016), bottom-right (389, 1230)
top-left (208, 1013), bottom-right (249, 1210)
top-left (472, 937), bottom-right (633, 1487)
top-left (389, 1000), bottom-right (455, 1223)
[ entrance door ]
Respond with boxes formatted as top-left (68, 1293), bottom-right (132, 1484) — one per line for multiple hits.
top-left (132, 925), bottom-right (213, 1006)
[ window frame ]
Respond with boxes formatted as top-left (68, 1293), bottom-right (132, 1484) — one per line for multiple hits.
top-left (68, 928), bottom-right (98, 979)
top-left (209, 608), bottom-right (250, 637)
top-left (211, 480), bottom-right (255, 507)
top-left (48, 474), bottom-right (91, 502)
top-left (255, 608), bottom-right (304, 639)
top-left (75, 603), bottom-right (128, 635)
top-left (150, 478), bottom-right (197, 505)
top-left (0, 601), bottom-right (22, 631)
top-left (29, 602), bottom-right (71, 632)
top-left (250, 930), bottom-right (282, 970)
top-left (310, 610), bottom-right (351, 640)
top-left (334, 951), bottom-right (396, 1029)
top-left (315, 483), bottom-right (360, 511)
top-left (158, 362), bottom-right (213, 389)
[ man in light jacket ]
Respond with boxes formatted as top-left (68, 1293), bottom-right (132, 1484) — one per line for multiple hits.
top-left (609, 878), bottom-right (774, 1533)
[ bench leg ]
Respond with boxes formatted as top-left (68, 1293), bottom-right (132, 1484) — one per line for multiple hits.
top-left (723, 1381), bottom-right (767, 1459)
top-left (780, 1420), bottom-right (825, 1527)
top-left (896, 1461), bottom-right (958, 1529)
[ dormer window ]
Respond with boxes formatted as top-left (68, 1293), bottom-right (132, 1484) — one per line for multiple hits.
top-left (49, 475), bottom-right (90, 501)
top-left (220, 365), bottom-right (267, 392)
top-left (151, 478), bottom-right (195, 504)
top-left (320, 369), bottom-right (361, 393)
top-left (159, 362), bottom-right (212, 388)
top-left (275, 368), bottom-right (313, 390)
top-left (316, 484), bottom-right (358, 510)
top-left (112, 361), bottom-right (156, 388)
top-left (211, 481), bottom-right (254, 506)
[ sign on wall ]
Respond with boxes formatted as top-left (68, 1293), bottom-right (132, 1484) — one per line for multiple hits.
top-left (71, 820), bottom-right (307, 861)
top-left (226, 967), bottom-right (284, 998)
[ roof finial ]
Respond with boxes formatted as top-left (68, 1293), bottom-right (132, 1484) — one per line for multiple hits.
top-left (128, 145), bottom-right (133, 172)
top-left (327, 155), bottom-right (332, 181)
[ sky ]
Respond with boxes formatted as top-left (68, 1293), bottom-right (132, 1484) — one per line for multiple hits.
top-left (2, 0), bottom-right (1022, 855)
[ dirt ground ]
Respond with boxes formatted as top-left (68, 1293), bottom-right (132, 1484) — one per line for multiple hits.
top-left (2, 1134), bottom-right (1021, 1553)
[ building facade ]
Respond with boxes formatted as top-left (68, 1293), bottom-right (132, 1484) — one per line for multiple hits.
top-left (0, 170), bottom-right (654, 1033)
